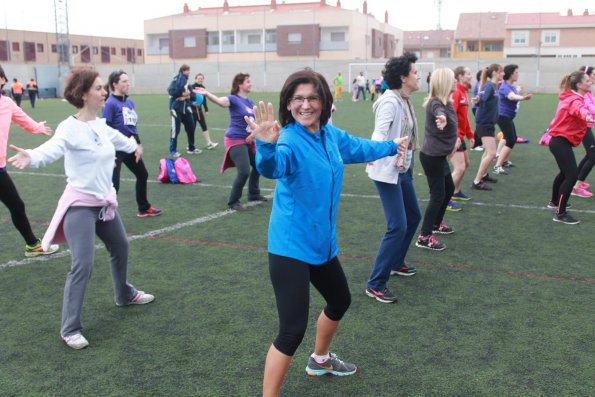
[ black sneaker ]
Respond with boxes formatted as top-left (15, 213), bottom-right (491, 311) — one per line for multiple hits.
top-left (390, 265), bottom-right (417, 277)
top-left (229, 202), bottom-right (246, 211)
top-left (482, 173), bottom-right (498, 183)
top-left (471, 181), bottom-right (492, 191)
top-left (248, 194), bottom-right (268, 202)
top-left (415, 234), bottom-right (446, 251)
top-left (365, 287), bottom-right (398, 303)
top-left (553, 212), bottom-right (580, 225)
top-left (433, 223), bottom-right (455, 235)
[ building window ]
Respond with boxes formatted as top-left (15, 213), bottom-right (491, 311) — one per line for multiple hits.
top-left (72, 45), bottom-right (78, 54)
top-left (288, 32), bottom-right (302, 44)
top-left (247, 34), bottom-right (261, 45)
top-left (265, 30), bottom-right (276, 44)
top-left (111, 47), bottom-right (116, 55)
top-left (158, 38), bottom-right (169, 50)
top-left (483, 41), bottom-right (502, 52)
top-left (330, 32), bottom-right (345, 42)
top-left (542, 31), bottom-right (559, 46)
top-left (466, 41), bottom-right (478, 52)
top-left (101, 46), bottom-right (110, 63)
top-left (137, 49), bottom-right (142, 56)
top-left (12, 42), bottom-right (20, 52)
top-left (121, 48), bottom-right (126, 56)
top-left (184, 36), bottom-right (196, 48)
top-left (37, 43), bottom-right (44, 52)
top-left (51, 44), bottom-right (57, 53)
top-left (207, 32), bottom-right (219, 46)
top-left (222, 31), bottom-right (235, 45)
top-left (93, 46), bottom-right (99, 55)
top-left (512, 31), bottom-right (528, 46)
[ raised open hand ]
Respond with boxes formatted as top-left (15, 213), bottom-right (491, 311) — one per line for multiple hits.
top-left (39, 121), bottom-right (53, 136)
top-left (7, 145), bottom-right (31, 169)
top-left (245, 101), bottom-right (280, 144)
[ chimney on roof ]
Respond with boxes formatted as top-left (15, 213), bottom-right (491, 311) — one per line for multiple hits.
top-left (336, 0), bottom-right (341, 7)
top-left (567, 9), bottom-right (573, 16)
top-left (271, 0), bottom-right (277, 9)
top-left (183, 3), bottom-right (190, 13)
top-left (363, 0), bottom-right (367, 15)
top-left (224, 0), bottom-right (229, 12)
top-left (583, 9), bottom-right (589, 16)
top-left (385, 10), bottom-right (388, 23)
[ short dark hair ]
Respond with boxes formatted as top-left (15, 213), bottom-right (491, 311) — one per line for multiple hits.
top-left (503, 64), bottom-right (518, 81)
top-left (382, 52), bottom-right (418, 90)
top-left (107, 69), bottom-right (126, 93)
top-left (178, 64), bottom-right (190, 74)
top-left (231, 73), bottom-right (250, 95)
top-left (278, 69), bottom-right (333, 127)
top-left (63, 68), bottom-right (100, 109)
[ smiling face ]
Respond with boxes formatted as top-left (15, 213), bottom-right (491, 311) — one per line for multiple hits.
top-left (459, 68), bottom-right (472, 86)
top-left (83, 77), bottom-right (107, 111)
top-left (401, 63), bottom-right (420, 94)
top-left (577, 74), bottom-right (593, 94)
top-left (288, 83), bottom-right (322, 133)
top-left (195, 74), bottom-right (204, 85)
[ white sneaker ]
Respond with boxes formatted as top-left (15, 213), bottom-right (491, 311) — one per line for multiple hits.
top-left (187, 148), bottom-right (202, 154)
top-left (493, 166), bottom-right (509, 175)
top-left (130, 291), bottom-right (155, 305)
top-left (206, 142), bottom-right (219, 150)
top-left (62, 333), bottom-right (89, 350)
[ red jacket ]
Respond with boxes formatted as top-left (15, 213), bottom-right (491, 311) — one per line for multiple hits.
top-left (548, 90), bottom-right (591, 147)
top-left (451, 82), bottom-right (474, 141)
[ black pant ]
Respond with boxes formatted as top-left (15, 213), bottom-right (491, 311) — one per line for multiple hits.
top-left (112, 149), bottom-right (151, 213)
top-left (192, 105), bottom-right (208, 132)
top-left (419, 152), bottom-right (454, 236)
top-left (28, 91), bottom-right (36, 108)
top-left (169, 108), bottom-right (196, 153)
top-left (269, 253), bottom-right (351, 356)
top-left (356, 86), bottom-right (366, 101)
top-left (0, 171), bottom-right (38, 245)
top-left (549, 136), bottom-right (577, 214)
top-left (227, 144), bottom-right (260, 206)
top-left (497, 115), bottom-right (517, 149)
top-left (577, 128), bottom-right (595, 181)
top-left (13, 94), bottom-right (22, 107)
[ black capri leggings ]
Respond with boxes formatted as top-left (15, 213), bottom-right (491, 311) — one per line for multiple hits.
top-left (497, 115), bottom-right (517, 149)
top-left (577, 128), bottom-right (595, 182)
top-left (269, 253), bottom-right (351, 356)
top-left (0, 171), bottom-right (38, 245)
top-left (549, 136), bottom-right (578, 214)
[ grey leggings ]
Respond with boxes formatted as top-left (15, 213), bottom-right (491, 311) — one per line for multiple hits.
top-left (227, 144), bottom-right (261, 206)
top-left (61, 206), bottom-right (137, 337)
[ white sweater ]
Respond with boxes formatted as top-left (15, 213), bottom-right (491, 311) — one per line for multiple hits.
top-left (27, 116), bottom-right (137, 200)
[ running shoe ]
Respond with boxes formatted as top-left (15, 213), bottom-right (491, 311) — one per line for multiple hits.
top-left (579, 182), bottom-right (590, 189)
top-left (390, 265), bottom-right (417, 277)
top-left (571, 186), bottom-right (593, 198)
top-left (206, 142), bottom-right (219, 150)
top-left (62, 333), bottom-right (89, 350)
top-left (415, 234), bottom-right (446, 251)
top-left (365, 287), bottom-right (398, 303)
top-left (553, 212), bottom-right (580, 225)
top-left (187, 148), bottom-right (202, 154)
top-left (451, 191), bottom-right (472, 201)
top-left (116, 291), bottom-right (155, 306)
top-left (471, 146), bottom-right (484, 151)
top-left (170, 151), bottom-right (181, 158)
top-left (471, 181), bottom-right (492, 191)
top-left (25, 239), bottom-right (59, 258)
top-left (229, 202), bottom-right (246, 211)
top-left (546, 201), bottom-right (571, 210)
top-left (503, 160), bottom-right (515, 168)
top-left (137, 207), bottom-right (162, 218)
top-left (305, 353), bottom-right (357, 376)
top-left (482, 173), bottom-right (498, 183)
top-left (433, 223), bottom-right (455, 235)
top-left (248, 195), bottom-right (268, 202)
top-left (493, 166), bottom-right (509, 175)
top-left (446, 200), bottom-right (462, 212)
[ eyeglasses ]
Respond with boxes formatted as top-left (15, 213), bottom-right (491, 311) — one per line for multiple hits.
top-left (290, 95), bottom-right (321, 105)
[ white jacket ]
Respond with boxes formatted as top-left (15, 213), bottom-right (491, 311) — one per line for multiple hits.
top-left (366, 90), bottom-right (418, 184)
top-left (27, 116), bottom-right (137, 200)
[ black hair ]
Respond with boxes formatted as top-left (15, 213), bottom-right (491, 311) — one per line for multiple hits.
top-left (382, 52), bottom-right (418, 90)
top-left (278, 69), bottom-right (333, 127)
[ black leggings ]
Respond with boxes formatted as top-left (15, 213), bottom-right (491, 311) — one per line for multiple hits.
top-left (0, 171), bottom-right (38, 245)
top-left (269, 253), bottom-right (351, 356)
top-left (112, 150), bottom-right (151, 212)
top-left (549, 136), bottom-right (577, 214)
top-left (577, 128), bottom-right (595, 181)
top-left (497, 116), bottom-right (517, 149)
top-left (419, 153), bottom-right (454, 236)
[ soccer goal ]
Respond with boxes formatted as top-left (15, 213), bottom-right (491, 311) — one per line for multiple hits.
top-left (347, 61), bottom-right (436, 92)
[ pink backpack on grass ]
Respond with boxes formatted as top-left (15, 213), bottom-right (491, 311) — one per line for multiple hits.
top-left (173, 157), bottom-right (198, 184)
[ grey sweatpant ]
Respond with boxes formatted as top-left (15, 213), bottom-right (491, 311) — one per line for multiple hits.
top-left (60, 206), bottom-right (137, 337)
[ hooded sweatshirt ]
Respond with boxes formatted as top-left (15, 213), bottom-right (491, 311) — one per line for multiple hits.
top-left (366, 89), bottom-right (419, 184)
top-left (548, 90), bottom-right (591, 147)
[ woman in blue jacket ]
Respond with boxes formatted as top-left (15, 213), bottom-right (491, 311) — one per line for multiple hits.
top-left (247, 70), bottom-right (407, 397)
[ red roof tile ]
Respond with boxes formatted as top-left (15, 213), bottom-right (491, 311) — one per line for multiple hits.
top-left (455, 12), bottom-right (506, 39)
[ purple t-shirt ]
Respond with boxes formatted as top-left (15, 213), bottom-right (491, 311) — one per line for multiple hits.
top-left (499, 81), bottom-right (520, 119)
top-left (103, 95), bottom-right (138, 137)
top-left (225, 95), bottom-right (255, 140)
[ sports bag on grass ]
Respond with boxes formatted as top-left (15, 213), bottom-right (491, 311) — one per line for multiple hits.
top-left (157, 158), bottom-right (179, 184)
top-left (174, 157), bottom-right (198, 184)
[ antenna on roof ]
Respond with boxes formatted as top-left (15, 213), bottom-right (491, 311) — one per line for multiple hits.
top-left (435, 0), bottom-right (442, 30)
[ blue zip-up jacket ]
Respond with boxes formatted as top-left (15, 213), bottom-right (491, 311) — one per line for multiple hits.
top-left (256, 122), bottom-right (397, 265)
top-left (475, 81), bottom-right (499, 125)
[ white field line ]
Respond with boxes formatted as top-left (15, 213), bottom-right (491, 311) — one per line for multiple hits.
top-left (0, 199), bottom-right (267, 270)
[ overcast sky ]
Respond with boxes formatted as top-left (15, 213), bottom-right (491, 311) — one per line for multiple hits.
top-left (1, 0), bottom-right (593, 39)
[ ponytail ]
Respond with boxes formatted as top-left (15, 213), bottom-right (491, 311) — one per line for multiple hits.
top-left (559, 71), bottom-right (586, 92)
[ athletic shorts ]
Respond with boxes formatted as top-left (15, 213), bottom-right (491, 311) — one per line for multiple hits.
top-left (476, 124), bottom-right (495, 139)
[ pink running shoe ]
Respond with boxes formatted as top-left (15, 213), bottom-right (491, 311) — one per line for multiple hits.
top-left (579, 182), bottom-right (590, 189)
top-left (571, 186), bottom-right (593, 198)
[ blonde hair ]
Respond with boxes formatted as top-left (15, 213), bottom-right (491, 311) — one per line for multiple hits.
top-left (423, 68), bottom-right (455, 107)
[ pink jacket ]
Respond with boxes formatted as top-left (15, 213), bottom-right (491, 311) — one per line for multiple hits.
top-left (0, 95), bottom-right (48, 167)
top-left (42, 184), bottom-right (117, 251)
top-left (584, 91), bottom-right (595, 128)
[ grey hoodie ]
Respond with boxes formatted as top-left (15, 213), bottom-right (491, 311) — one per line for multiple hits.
top-left (366, 89), bottom-right (419, 184)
